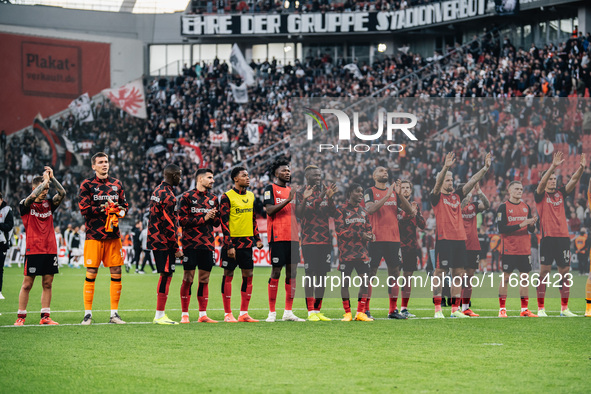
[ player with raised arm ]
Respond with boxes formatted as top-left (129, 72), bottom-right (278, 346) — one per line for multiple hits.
top-left (398, 180), bottom-right (426, 318)
top-left (335, 183), bottom-right (374, 322)
top-left (148, 164), bottom-right (183, 325)
top-left (363, 168), bottom-right (414, 320)
top-left (178, 168), bottom-right (220, 323)
top-left (14, 167), bottom-right (66, 326)
top-left (496, 181), bottom-right (538, 318)
top-left (219, 166), bottom-right (263, 323)
top-left (264, 159), bottom-right (304, 322)
top-left (296, 165), bottom-right (338, 321)
top-left (586, 178), bottom-right (591, 317)
top-left (535, 152), bottom-right (585, 317)
top-left (460, 182), bottom-right (490, 317)
top-left (430, 152), bottom-right (491, 318)
top-left (79, 152), bottom-right (128, 325)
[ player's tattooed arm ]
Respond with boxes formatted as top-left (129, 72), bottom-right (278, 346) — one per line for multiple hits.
top-left (23, 171), bottom-right (50, 207)
top-left (432, 152), bottom-right (455, 195)
top-left (565, 153), bottom-right (586, 195)
top-left (46, 166), bottom-right (66, 207)
top-left (474, 183), bottom-right (490, 211)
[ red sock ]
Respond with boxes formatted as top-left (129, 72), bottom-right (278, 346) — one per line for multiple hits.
top-left (197, 282), bottom-right (209, 312)
top-left (285, 278), bottom-right (294, 310)
top-left (462, 285), bottom-right (472, 306)
top-left (240, 276), bottom-right (253, 312)
top-left (342, 299), bottom-right (351, 313)
top-left (180, 280), bottom-right (192, 313)
top-left (365, 285), bottom-right (372, 312)
top-left (401, 284), bottom-right (411, 309)
top-left (268, 278), bottom-right (279, 313)
top-left (520, 297), bottom-right (528, 309)
top-left (306, 297), bottom-right (314, 311)
top-left (222, 275), bottom-right (233, 314)
top-left (357, 298), bottom-right (367, 314)
top-left (389, 283), bottom-right (399, 313)
top-left (499, 295), bottom-right (507, 309)
top-left (537, 283), bottom-right (546, 309)
top-left (434, 296), bottom-right (442, 312)
top-left (560, 281), bottom-right (570, 309)
top-left (156, 275), bottom-right (172, 312)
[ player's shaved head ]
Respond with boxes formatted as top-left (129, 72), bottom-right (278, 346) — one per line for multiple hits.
top-left (163, 164), bottom-right (182, 186)
top-left (164, 164), bottom-right (181, 177)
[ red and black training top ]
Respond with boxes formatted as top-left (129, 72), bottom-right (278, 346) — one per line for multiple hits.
top-left (398, 205), bottom-right (426, 251)
top-left (296, 186), bottom-right (337, 246)
top-left (179, 189), bottom-right (220, 251)
top-left (79, 176), bottom-right (128, 241)
top-left (335, 203), bottom-right (372, 262)
top-left (263, 183), bottom-right (298, 243)
top-left (20, 198), bottom-right (58, 255)
top-left (147, 182), bottom-right (179, 252)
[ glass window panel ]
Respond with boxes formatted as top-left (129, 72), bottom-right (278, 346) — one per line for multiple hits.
top-left (149, 45), bottom-right (167, 76)
top-left (252, 45), bottom-right (268, 63)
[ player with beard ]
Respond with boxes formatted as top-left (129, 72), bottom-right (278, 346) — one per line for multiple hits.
top-left (496, 181), bottom-right (538, 317)
top-left (178, 168), bottom-right (220, 323)
top-left (431, 152), bottom-right (491, 318)
top-left (460, 183), bottom-right (490, 317)
top-left (535, 152), bottom-right (585, 317)
top-left (296, 165), bottom-right (338, 321)
top-left (363, 168), bottom-right (414, 320)
top-left (397, 180), bottom-right (426, 318)
top-left (264, 159), bottom-right (304, 322)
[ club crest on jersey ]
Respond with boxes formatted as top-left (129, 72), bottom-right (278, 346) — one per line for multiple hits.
top-left (523, 208), bottom-right (527, 212)
top-left (209, 200), bottom-right (214, 206)
top-left (42, 201), bottom-right (49, 208)
top-left (468, 205), bottom-right (473, 211)
top-left (451, 195), bottom-right (457, 200)
top-left (112, 186), bottom-right (118, 191)
top-left (555, 193), bottom-right (559, 198)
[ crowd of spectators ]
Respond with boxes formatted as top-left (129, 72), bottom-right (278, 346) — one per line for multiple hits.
top-left (3, 29), bottom-right (591, 247)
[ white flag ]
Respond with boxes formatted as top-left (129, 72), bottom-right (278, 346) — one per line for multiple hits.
top-left (101, 79), bottom-right (147, 119)
top-left (344, 63), bottom-right (364, 79)
top-left (229, 83), bottom-right (248, 103)
top-left (68, 93), bottom-right (94, 123)
top-left (230, 44), bottom-right (255, 86)
top-left (246, 123), bottom-right (260, 145)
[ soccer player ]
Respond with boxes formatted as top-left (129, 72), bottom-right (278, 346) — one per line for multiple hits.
top-left (535, 152), bottom-right (584, 317)
top-left (0, 191), bottom-right (14, 300)
top-left (398, 180), bottom-right (426, 318)
top-left (586, 178), bottom-right (591, 317)
top-left (364, 168), bottom-right (414, 320)
top-left (431, 152), bottom-right (491, 318)
top-left (178, 168), bottom-right (220, 323)
top-left (148, 164), bottom-right (183, 325)
top-left (220, 166), bottom-right (263, 323)
top-left (79, 152), bottom-right (128, 325)
top-left (496, 181), bottom-right (538, 318)
top-left (296, 165), bottom-right (338, 321)
top-left (460, 182), bottom-right (490, 317)
top-left (264, 159), bottom-right (304, 322)
top-left (335, 183), bottom-right (374, 322)
top-left (15, 167), bottom-right (66, 326)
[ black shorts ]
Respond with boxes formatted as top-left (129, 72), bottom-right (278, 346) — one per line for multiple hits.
top-left (465, 250), bottom-right (481, 270)
top-left (302, 244), bottom-right (332, 275)
top-left (221, 247), bottom-right (253, 271)
top-left (24, 254), bottom-right (58, 277)
top-left (270, 241), bottom-right (299, 267)
top-left (183, 249), bottom-right (215, 272)
top-left (368, 242), bottom-right (401, 271)
top-left (401, 248), bottom-right (419, 272)
top-left (152, 250), bottom-right (176, 274)
top-left (338, 258), bottom-right (371, 276)
top-left (540, 237), bottom-right (571, 267)
top-left (502, 254), bottom-right (532, 273)
top-left (435, 239), bottom-right (467, 269)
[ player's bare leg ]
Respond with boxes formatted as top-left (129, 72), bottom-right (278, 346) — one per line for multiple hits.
top-left (15, 276), bottom-right (35, 325)
top-left (39, 274), bottom-right (58, 324)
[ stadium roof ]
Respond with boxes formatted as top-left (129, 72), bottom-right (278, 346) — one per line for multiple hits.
top-left (9, 0), bottom-right (190, 14)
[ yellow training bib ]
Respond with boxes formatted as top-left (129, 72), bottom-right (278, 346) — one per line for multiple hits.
top-left (225, 189), bottom-right (254, 237)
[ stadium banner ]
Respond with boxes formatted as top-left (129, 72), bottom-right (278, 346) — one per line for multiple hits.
top-left (0, 33), bottom-right (110, 134)
top-left (230, 44), bottom-right (255, 86)
top-left (68, 93), bottom-right (94, 123)
top-left (182, 0), bottom-right (490, 37)
top-left (101, 79), bottom-right (147, 119)
top-left (33, 115), bottom-right (83, 170)
top-left (229, 82), bottom-right (248, 103)
top-left (289, 97), bottom-right (590, 298)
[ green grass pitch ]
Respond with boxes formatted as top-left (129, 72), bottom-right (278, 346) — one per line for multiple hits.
top-left (0, 266), bottom-right (589, 393)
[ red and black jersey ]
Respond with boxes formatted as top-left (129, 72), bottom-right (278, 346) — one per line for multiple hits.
top-left (497, 200), bottom-right (533, 255)
top-left (364, 187), bottom-right (401, 242)
top-left (264, 183), bottom-right (297, 243)
top-left (20, 198), bottom-right (58, 255)
top-left (534, 186), bottom-right (570, 238)
top-left (335, 203), bottom-right (372, 262)
top-left (398, 205), bottom-right (426, 251)
top-left (79, 176), bottom-right (128, 241)
top-left (462, 202), bottom-right (483, 251)
top-left (430, 190), bottom-right (467, 241)
top-left (147, 182), bottom-right (179, 252)
top-left (179, 189), bottom-right (220, 251)
top-left (296, 186), bottom-right (337, 245)
top-left (219, 188), bottom-right (261, 249)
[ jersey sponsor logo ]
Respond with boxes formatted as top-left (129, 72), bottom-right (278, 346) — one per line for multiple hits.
top-left (344, 217), bottom-right (365, 224)
top-left (30, 209), bottom-right (52, 219)
top-left (443, 198), bottom-right (459, 209)
top-left (235, 207), bottom-right (253, 214)
top-left (462, 212), bottom-right (476, 219)
top-left (383, 200), bottom-right (397, 206)
top-left (546, 197), bottom-right (563, 206)
top-left (191, 207), bottom-right (212, 213)
top-left (94, 194), bottom-right (119, 201)
top-left (508, 215), bottom-right (528, 222)
top-left (275, 197), bottom-right (288, 204)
